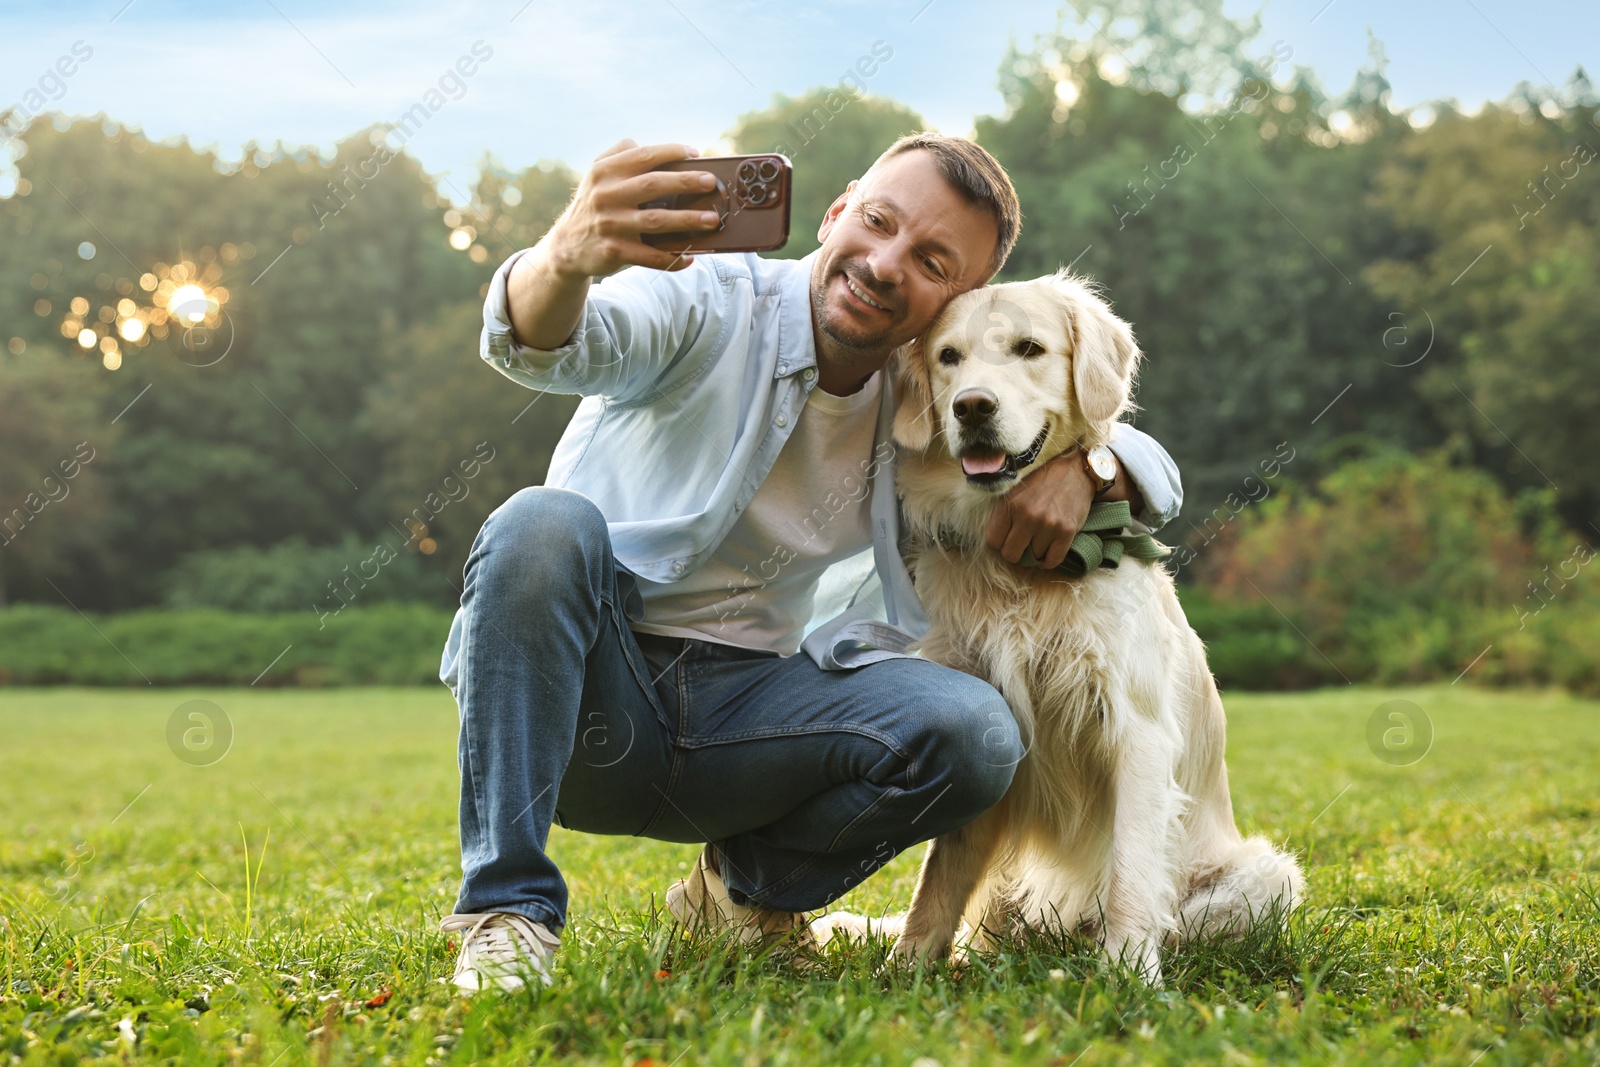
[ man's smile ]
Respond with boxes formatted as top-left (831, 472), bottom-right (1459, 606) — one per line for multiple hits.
top-left (838, 270), bottom-right (893, 315)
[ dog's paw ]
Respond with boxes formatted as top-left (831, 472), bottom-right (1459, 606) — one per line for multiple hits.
top-left (889, 933), bottom-right (952, 966)
top-left (809, 910), bottom-right (863, 946)
top-left (1103, 932), bottom-right (1164, 987)
top-left (810, 910), bottom-right (905, 946)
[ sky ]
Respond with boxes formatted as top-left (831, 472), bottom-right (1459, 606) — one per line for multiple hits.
top-left (0, 0), bottom-right (1594, 203)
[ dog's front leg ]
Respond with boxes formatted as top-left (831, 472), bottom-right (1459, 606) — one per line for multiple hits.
top-left (1102, 714), bottom-right (1182, 986)
top-left (892, 801), bottom-right (1008, 964)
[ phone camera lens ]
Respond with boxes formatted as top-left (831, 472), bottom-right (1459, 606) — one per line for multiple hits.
top-left (757, 159), bottom-right (779, 181)
top-left (743, 181), bottom-right (769, 205)
top-left (737, 160), bottom-right (759, 182)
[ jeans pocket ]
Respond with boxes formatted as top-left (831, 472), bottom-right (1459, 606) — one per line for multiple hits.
top-left (611, 619), bottom-right (681, 737)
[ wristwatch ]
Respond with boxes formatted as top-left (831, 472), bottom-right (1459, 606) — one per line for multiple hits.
top-left (1084, 445), bottom-right (1118, 499)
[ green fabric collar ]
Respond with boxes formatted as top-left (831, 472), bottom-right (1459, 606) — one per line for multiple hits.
top-left (931, 499), bottom-right (1171, 578)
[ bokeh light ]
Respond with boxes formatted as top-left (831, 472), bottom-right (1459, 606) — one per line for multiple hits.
top-left (51, 255), bottom-right (232, 370)
top-left (169, 284), bottom-right (209, 323)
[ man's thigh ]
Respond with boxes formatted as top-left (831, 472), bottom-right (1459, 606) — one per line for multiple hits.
top-left (646, 640), bottom-right (1013, 843)
top-left (549, 594), bottom-right (684, 836)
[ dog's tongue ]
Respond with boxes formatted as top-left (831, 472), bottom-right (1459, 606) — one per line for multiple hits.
top-left (961, 450), bottom-right (1007, 476)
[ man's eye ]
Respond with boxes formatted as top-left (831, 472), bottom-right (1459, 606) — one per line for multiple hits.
top-left (938, 346), bottom-right (961, 365)
top-left (865, 211), bottom-right (882, 227)
top-left (923, 256), bottom-right (944, 278)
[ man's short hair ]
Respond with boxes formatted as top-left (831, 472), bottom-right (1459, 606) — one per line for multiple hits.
top-left (868, 132), bottom-right (1021, 282)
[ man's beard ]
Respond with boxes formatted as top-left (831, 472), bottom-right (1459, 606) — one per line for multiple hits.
top-left (812, 262), bottom-right (899, 353)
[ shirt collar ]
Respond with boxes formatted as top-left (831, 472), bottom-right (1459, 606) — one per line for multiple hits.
top-left (775, 249), bottom-right (821, 379)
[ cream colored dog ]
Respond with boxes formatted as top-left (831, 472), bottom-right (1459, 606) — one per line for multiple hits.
top-left (818, 271), bottom-right (1302, 985)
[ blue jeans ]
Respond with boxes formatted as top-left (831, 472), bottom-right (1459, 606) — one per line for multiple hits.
top-left (444, 486), bottom-right (1022, 932)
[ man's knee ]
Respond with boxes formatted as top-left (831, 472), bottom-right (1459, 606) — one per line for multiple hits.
top-left (903, 667), bottom-right (1022, 821)
top-left (469, 487), bottom-right (612, 599)
top-left (490, 486), bottom-right (607, 542)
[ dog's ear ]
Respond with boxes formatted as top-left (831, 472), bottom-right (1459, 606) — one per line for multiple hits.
top-left (889, 335), bottom-right (935, 451)
top-left (1055, 272), bottom-right (1140, 426)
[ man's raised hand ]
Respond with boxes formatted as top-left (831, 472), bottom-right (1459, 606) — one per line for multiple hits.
top-left (545, 140), bottom-right (723, 278)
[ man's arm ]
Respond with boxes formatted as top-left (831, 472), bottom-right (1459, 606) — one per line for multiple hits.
top-left (984, 424), bottom-right (1183, 568)
top-left (481, 139), bottom-right (727, 398)
top-left (505, 139), bottom-right (719, 350)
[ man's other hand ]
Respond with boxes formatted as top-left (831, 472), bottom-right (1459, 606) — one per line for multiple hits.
top-left (984, 449), bottom-right (1143, 569)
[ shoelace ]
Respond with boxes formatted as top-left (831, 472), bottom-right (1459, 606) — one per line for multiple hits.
top-left (439, 912), bottom-right (560, 965)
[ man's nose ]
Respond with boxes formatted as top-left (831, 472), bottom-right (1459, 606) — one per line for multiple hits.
top-left (863, 238), bottom-right (909, 289)
top-left (952, 388), bottom-right (999, 425)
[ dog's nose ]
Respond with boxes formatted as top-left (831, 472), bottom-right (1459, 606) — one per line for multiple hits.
top-left (952, 388), bottom-right (999, 425)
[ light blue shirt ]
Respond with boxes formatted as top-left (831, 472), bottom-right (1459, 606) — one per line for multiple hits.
top-left (439, 248), bottom-right (1183, 686)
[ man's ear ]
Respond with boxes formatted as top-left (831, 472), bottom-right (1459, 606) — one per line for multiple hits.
top-left (1053, 271), bottom-right (1140, 426)
top-left (816, 179), bottom-right (859, 243)
top-left (889, 335), bottom-right (935, 451)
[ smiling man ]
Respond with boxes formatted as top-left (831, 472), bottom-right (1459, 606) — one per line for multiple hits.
top-left (435, 133), bottom-right (1182, 992)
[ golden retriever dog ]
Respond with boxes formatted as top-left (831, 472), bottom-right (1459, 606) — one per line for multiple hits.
top-left (817, 271), bottom-right (1302, 985)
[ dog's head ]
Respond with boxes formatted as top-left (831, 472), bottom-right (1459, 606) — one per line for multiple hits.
top-left (889, 270), bottom-right (1141, 493)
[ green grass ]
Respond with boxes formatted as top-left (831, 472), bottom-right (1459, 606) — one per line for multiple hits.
top-left (1, 685), bottom-right (1597, 1065)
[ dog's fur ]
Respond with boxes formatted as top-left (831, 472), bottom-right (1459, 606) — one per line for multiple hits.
top-left (816, 271), bottom-right (1302, 984)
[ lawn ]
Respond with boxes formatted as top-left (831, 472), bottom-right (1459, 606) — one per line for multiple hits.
top-left (1, 684), bottom-right (1597, 1065)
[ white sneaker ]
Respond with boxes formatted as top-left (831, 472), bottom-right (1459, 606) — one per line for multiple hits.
top-left (665, 846), bottom-right (813, 946)
top-left (438, 912), bottom-right (561, 992)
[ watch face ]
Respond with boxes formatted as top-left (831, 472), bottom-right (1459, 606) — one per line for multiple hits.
top-left (1088, 447), bottom-right (1118, 481)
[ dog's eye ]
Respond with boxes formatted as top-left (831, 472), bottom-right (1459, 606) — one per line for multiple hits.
top-left (938, 346), bottom-right (961, 366)
top-left (1013, 338), bottom-right (1046, 359)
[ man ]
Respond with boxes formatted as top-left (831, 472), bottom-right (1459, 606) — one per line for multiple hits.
top-left (436, 133), bottom-right (1183, 991)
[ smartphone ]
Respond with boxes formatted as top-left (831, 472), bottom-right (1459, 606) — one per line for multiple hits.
top-left (639, 153), bottom-right (791, 254)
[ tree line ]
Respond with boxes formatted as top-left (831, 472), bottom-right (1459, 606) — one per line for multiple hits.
top-left (2, 1), bottom-right (1596, 632)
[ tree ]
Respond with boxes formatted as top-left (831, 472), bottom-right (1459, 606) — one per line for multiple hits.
top-left (362, 299), bottom-right (581, 600)
top-left (976, 18), bottom-right (1438, 536)
top-left (1046, 0), bottom-right (1265, 104)
top-left (0, 119), bottom-right (489, 607)
top-left (1367, 96), bottom-right (1600, 525)
top-left (0, 349), bottom-right (112, 606)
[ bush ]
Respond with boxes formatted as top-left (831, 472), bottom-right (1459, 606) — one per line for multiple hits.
top-left (0, 603), bottom-right (456, 686)
top-left (1481, 601), bottom-right (1600, 697)
top-left (1193, 444), bottom-right (1597, 689)
top-left (1177, 587), bottom-right (1342, 690)
top-left (163, 535), bottom-right (456, 613)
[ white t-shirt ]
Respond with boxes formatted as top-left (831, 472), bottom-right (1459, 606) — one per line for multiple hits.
top-left (630, 369), bottom-right (884, 655)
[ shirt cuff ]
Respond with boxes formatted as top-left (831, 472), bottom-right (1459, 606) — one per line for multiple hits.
top-left (480, 247), bottom-right (585, 381)
top-left (1105, 423), bottom-right (1183, 531)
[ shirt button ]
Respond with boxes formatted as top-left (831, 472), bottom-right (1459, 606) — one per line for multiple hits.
top-left (802, 368), bottom-right (816, 381)
top-left (672, 561), bottom-right (687, 575)
top-left (775, 414), bottom-right (787, 427)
